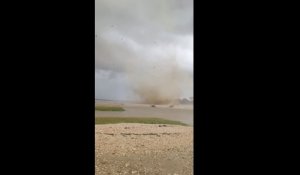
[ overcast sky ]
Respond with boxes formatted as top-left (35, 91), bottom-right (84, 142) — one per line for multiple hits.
top-left (95, 0), bottom-right (193, 102)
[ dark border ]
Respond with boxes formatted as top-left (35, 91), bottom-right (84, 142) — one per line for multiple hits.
top-left (2, 0), bottom-right (95, 174)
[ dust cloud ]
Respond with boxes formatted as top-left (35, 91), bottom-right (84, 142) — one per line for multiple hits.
top-left (95, 0), bottom-right (193, 102)
top-left (125, 55), bottom-right (192, 104)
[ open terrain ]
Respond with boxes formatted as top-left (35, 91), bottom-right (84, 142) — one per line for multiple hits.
top-left (95, 100), bottom-right (193, 126)
top-left (95, 100), bottom-right (193, 175)
top-left (95, 123), bottom-right (193, 175)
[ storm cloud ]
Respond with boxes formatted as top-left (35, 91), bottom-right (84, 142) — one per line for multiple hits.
top-left (95, 0), bottom-right (193, 103)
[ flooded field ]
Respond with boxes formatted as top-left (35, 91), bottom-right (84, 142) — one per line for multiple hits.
top-left (95, 100), bottom-right (193, 126)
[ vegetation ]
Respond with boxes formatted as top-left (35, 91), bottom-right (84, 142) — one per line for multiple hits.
top-left (95, 117), bottom-right (188, 126)
top-left (95, 106), bottom-right (125, 111)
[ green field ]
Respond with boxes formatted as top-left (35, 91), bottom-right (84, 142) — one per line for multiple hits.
top-left (95, 117), bottom-right (188, 126)
top-left (95, 106), bottom-right (125, 111)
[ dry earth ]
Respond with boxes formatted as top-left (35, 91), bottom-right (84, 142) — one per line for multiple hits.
top-left (95, 123), bottom-right (193, 175)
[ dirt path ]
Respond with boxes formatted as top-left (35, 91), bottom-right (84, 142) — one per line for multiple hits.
top-left (95, 124), bottom-right (193, 175)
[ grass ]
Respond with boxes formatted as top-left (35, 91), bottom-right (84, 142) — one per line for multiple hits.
top-left (95, 117), bottom-right (188, 126)
top-left (95, 106), bottom-right (125, 111)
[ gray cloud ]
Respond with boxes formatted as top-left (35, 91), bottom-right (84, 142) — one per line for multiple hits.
top-left (95, 0), bottom-right (193, 102)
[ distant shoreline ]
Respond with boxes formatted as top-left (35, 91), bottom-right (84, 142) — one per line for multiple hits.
top-left (95, 98), bottom-right (193, 105)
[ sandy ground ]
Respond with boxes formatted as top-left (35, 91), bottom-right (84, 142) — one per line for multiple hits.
top-left (95, 102), bottom-right (193, 126)
top-left (95, 124), bottom-right (193, 175)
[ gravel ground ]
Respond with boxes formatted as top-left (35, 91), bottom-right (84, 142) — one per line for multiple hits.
top-left (95, 124), bottom-right (193, 175)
